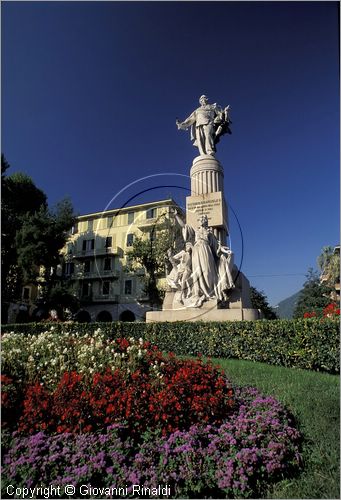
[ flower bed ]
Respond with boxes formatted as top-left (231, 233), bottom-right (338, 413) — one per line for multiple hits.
top-left (1, 334), bottom-right (302, 498)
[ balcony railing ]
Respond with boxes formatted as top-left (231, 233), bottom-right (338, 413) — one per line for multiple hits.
top-left (137, 217), bottom-right (158, 230)
top-left (93, 294), bottom-right (119, 302)
top-left (73, 247), bottom-right (118, 258)
top-left (71, 270), bottom-right (120, 280)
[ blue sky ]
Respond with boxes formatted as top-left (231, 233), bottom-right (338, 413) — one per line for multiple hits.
top-left (2, 1), bottom-right (339, 306)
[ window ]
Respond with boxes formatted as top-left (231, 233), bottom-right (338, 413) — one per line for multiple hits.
top-left (102, 281), bottom-right (110, 295)
top-left (124, 280), bottom-right (132, 295)
top-left (126, 233), bottom-right (134, 247)
top-left (105, 236), bottom-right (112, 248)
top-left (104, 258), bottom-right (111, 271)
top-left (146, 208), bottom-right (156, 219)
top-left (84, 261), bottom-right (91, 273)
top-left (82, 239), bottom-right (95, 251)
top-left (64, 262), bottom-right (74, 275)
top-left (81, 282), bottom-right (92, 297)
top-left (71, 223), bottom-right (78, 235)
top-left (127, 211), bottom-right (134, 224)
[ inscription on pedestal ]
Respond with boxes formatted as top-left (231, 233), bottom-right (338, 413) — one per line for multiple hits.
top-left (186, 191), bottom-right (226, 227)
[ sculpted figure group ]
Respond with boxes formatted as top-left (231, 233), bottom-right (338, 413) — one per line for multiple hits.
top-left (167, 210), bottom-right (235, 308)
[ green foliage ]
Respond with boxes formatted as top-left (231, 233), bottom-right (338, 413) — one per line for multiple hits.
top-left (1, 158), bottom-right (48, 303)
top-left (16, 199), bottom-right (75, 284)
top-left (46, 283), bottom-right (80, 317)
top-left (127, 214), bottom-right (182, 305)
top-left (1, 157), bottom-right (76, 313)
top-left (250, 286), bottom-right (278, 319)
top-left (2, 318), bottom-right (339, 374)
top-left (293, 268), bottom-right (333, 318)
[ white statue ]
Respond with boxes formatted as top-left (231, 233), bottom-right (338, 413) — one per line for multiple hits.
top-left (166, 245), bottom-right (193, 300)
top-left (174, 210), bottom-right (219, 306)
top-left (176, 95), bottom-right (232, 156)
top-left (216, 243), bottom-right (235, 301)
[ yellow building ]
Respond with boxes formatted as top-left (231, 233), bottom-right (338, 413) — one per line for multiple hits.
top-left (59, 198), bottom-right (183, 322)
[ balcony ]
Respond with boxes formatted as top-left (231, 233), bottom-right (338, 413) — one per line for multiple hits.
top-left (137, 217), bottom-right (158, 230)
top-left (73, 247), bottom-right (118, 259)
top-left (93, 294), bottom-right (119, 303)
top-left (71, 270), bottom-right (120, 280)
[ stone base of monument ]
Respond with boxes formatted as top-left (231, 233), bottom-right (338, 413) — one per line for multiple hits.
top-left (146, 271), bottom-right (260, 323)
top-left (146, 307), bottom-right (259, 323)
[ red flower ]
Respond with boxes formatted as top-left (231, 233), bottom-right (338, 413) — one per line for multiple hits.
top-left (323, 303), bottom-right (340, 317)
top-left (13, 344), bottom-right (235, 437)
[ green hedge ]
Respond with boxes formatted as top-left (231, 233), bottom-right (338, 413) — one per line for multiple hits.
top-left (1, 319), bottom-right (339, 373)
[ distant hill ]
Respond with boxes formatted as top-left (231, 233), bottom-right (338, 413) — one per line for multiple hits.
top-left (273, 290), bottom-right (302, 319)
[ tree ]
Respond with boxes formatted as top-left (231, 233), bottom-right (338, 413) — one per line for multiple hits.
top-left (1, 157), bottom-right (76, 318)
top-left (250, 287), bottom-right (278, 320)
top-left (293, 268), bottom-right (333, 318)
top-left (45, 283), bottom-right (80, 320)
top-left (16, 198), bottom-right (75, 298)
top-left (1, 157), bottom-right (48, 305)
top-left (126, 214), bottom-right (182, 306)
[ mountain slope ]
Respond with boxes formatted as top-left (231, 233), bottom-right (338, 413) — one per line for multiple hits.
top-left (273, 290), bottom-right (302, 319)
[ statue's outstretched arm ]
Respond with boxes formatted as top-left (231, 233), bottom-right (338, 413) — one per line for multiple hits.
top-left (173, 209), bottom-right (185, 228)
top-left (176, 111), bottom-right (196, 130)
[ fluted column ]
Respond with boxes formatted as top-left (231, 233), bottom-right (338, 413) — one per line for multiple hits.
top-left (190, 156), bottom-right (224, 195)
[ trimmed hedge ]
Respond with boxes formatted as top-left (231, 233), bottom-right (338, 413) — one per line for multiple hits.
top-left (1, 318), bottom-right (339, 373)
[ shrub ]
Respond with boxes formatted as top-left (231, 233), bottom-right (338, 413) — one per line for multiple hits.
top-left (2, 318), bottom-right (339, 373)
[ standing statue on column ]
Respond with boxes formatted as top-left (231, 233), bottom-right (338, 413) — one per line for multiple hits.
top-left (176, 95), bottom-right (232, 156)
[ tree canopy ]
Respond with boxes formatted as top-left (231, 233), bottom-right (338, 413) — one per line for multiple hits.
top-left (293, 268), bottom-right (333, 318)
top-left (126, 214), bottom-right (182, 306)
top-left (1, 156), bottom-right (76, 312)
top-left (249, 286), bottom-right (278, 319)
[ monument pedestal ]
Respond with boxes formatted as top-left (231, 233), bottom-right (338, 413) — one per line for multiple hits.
top-left (146, 269), bottom-right (260, 323)
top-left (146, 307), bottom-right (259, 323)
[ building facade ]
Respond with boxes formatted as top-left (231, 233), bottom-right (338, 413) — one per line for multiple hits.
top-left (58, 199), bottom-right (182, 322)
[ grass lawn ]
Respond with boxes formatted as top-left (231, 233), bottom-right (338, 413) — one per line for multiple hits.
top-left (210, 357), bottom-right (340, 499)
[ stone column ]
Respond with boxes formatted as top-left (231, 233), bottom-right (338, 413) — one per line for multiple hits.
top-left (187, 155), bottom-right (228, 244)
top-left (190, 155), bottom-right (224, 195)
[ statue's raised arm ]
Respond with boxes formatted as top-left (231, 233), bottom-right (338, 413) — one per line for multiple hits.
top-left (176, 95), bottom-right (232, 157)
